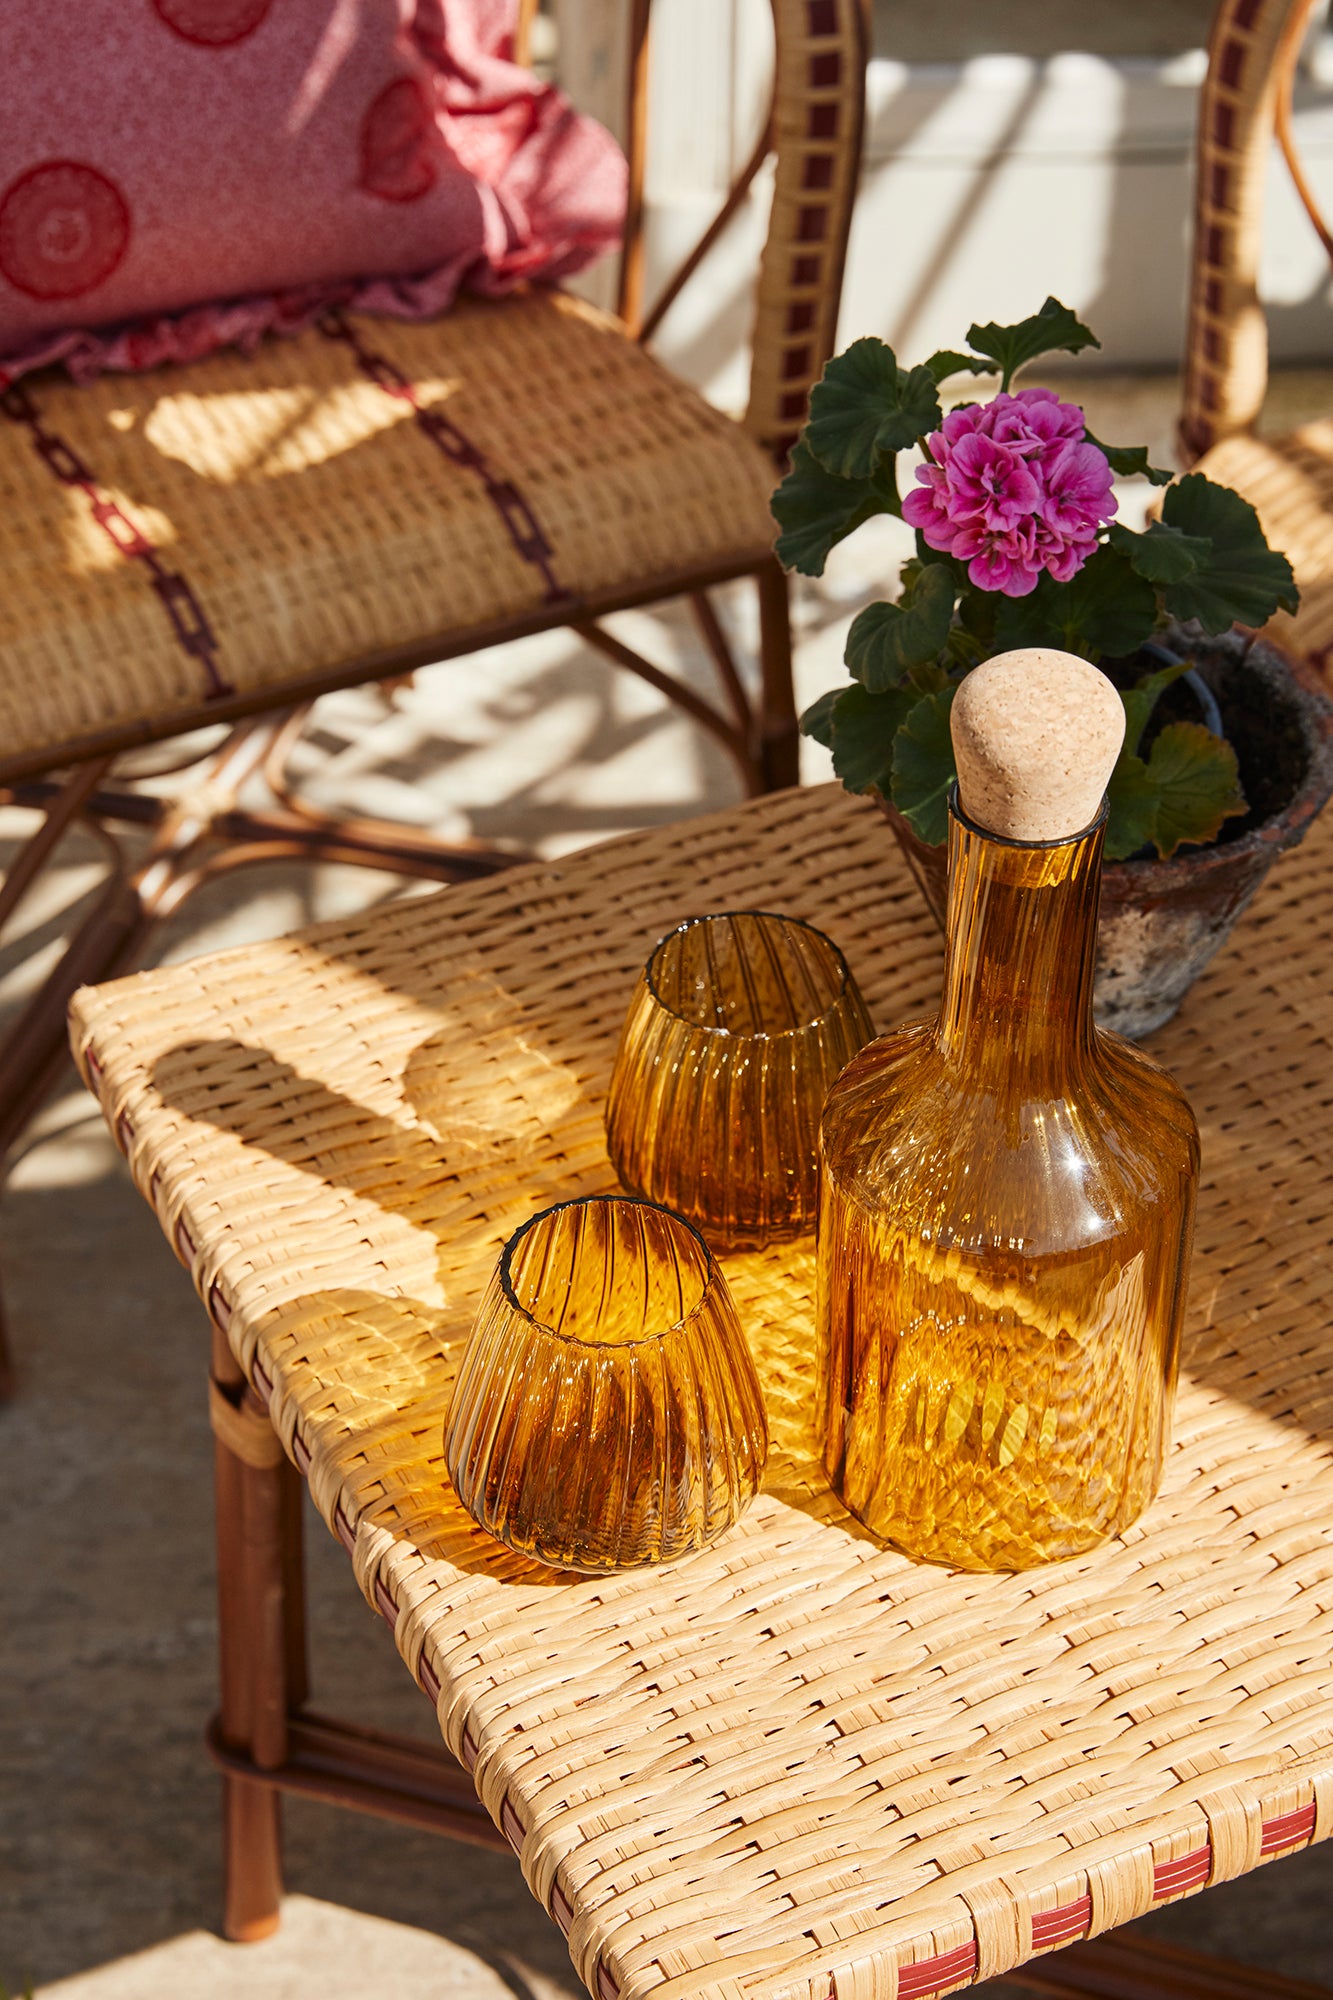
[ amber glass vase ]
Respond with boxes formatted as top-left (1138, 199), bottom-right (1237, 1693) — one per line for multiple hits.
top-left (446, 1195), bottom-right (768, 1572)
top-left (818, 796), bottom-right (1199, 1570)
top-left (606, 911), bottom-right (873, 1247)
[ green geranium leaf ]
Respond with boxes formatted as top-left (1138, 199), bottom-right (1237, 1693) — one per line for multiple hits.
top-left (804, 338), bottom-right (942, 479)
top-left (1084, 429), bottom-right (1173, 487)
top-left (1105, 752), bottom-right (1162, 862)
top-left (798, 687), bottom-right (842, 748)
top-left (956, 581), bottom-right (998, 654)
top-left (898, 555), bottom-right (960, 630)
top-left (844, 564), bottom-right (956, 690)
top-left (924, 348), bottom-right (992, 385)
top-left (772, 441), bottom-right (893, 577)
top-left (890, 684), bottom-right (958, 845)
top-left (1160, 473), bottom-right (1300, 632)
top-left (943, 624), bottom-right (985, 671)
top-left (965, 296), bottom-right (1100, 389)
top-left (1057, 549), bottom-right (1159, 657)
top-left (1118, 660), bottom-right (1193, 757)
top-left (990, 585), bottom-right (1060, 652)
top-left (1105, 717), bottom-right (1247, 860)
top-left (1107, 520), bottom-right (1212, 587)
top-left (908, 659), bottom-right (955, 693)
top-left (1143, 720), bottom-right (1247, 857)
top-left (828, 683), bottom-right (916, 794)
top-left (992, 546), bottom-right (1158, 660)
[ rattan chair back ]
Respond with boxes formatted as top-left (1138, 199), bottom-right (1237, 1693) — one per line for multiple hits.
top-left (1181, 0), bottom-right (1330, 460)
top-left (616, 0), bottom-right (869, 461)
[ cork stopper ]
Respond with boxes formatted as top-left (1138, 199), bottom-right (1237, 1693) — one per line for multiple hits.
top-left (950, 649), bottom-right (1125, 842)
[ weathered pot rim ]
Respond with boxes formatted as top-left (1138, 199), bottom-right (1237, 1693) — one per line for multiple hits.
top-left (1101, 632), bottom-right (1333, 890)
top-left (878, 631), bottom-right (1333, 889)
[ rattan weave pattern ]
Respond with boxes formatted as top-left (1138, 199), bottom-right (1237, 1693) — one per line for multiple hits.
top-left (0, 291), bottom-right (776, 764)
top-left (72, 784), bottom-right (1333, 2000)
top-left (1194, 428), bottom-right (1333, 672)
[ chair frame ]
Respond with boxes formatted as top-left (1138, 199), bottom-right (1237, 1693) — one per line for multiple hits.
top-left (0, 0), bottom-right (872, 1394)
top-left (1179, 0), bottom-right (1331, 464)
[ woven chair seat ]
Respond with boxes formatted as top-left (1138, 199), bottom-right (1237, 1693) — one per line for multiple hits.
top-left (1194, 427), bottom-right (1333, 673)
top-left (0, 290), bottom-right (778, 778)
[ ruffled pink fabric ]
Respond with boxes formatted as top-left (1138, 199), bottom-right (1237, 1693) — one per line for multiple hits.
top-left (0, 0), bottom-right (625, 389)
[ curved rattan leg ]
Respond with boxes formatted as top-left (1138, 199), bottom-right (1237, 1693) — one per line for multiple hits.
top-left (211, 1332), bottom-right (307, 1942)
top-left (220, 1773), bottom-right (284, 1944)
top-left (756, 557), bottom-right (799, 792)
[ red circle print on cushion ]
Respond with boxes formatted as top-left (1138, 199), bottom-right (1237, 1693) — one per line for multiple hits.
top-left (0, 162), bottom-right (131, 301)
top-left (359, 78), bottom-right (438, 202)
top-left (0, 2), bottom-right (627, 377)
top-left (152, 0), bottom-right (274, 46)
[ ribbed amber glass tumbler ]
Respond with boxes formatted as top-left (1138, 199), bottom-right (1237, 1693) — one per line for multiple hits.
top-left (445, 1195), bottom-right (768, 1572)
top-left (606, 912), bottom-right (873, 1248)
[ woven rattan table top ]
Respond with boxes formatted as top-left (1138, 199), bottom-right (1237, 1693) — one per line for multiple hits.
top-left (71, 783), bottom-right (1333, 2000)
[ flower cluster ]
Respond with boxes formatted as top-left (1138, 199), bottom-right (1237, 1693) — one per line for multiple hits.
top-left (902, 387), bottom-right (1117, 597)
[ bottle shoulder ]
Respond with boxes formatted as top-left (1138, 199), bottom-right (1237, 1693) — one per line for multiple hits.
top-left (820, 1019), bottom-right (1198, 1257)
top-left (1095, 1030), bottom-right (1201, 1160)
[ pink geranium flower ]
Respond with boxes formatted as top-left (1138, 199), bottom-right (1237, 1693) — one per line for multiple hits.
top-left (902, 387), bottom-right (1116, 597)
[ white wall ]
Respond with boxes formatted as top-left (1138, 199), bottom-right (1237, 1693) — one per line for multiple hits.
top-left (845, 51), bottom-right (1333, 370)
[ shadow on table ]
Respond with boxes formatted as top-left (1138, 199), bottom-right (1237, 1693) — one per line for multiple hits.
top-left (147, 1034), bottom-right (615, 1585)
top-left (145, 1028), bottom-right (880, 1578)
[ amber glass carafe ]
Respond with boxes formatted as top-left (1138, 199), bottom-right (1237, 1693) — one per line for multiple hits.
top-left (817, 795), bottom-right (1199, 1570)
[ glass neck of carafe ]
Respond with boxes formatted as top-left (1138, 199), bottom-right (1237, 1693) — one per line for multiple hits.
top-left (936, 792), bottom-right (1105, 1090)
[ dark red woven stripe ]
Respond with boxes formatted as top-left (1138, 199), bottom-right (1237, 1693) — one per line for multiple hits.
top-left (500, 1794), bottom-right (526, 1851)
top-left (1154, 1847), bottom-right (1213, 1896)
top-left (0, 379), bottom-right (233, 700)
top-left (1032, 1894), bottom-right (1093, 1948)
top-left (899, 1940), bottom-right (977, 1997)
top-left (851, 1810), bottom-right (1318, 1997)
top-left (321, 309), bottom-right (567, 607)
top-left (1262, 1803), bottom-right (1317, 1853)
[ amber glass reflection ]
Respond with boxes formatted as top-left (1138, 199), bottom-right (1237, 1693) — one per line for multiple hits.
top-left (818, 797), bottom-right (1199, 1570)
top-left (446, 1195), bottom-right (768, 1572)
top-left (606, 911), bottom-right (873, 1248)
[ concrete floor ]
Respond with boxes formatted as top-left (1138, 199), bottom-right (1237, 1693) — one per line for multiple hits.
top-left (3, 372), bottom-right (1333, 1998)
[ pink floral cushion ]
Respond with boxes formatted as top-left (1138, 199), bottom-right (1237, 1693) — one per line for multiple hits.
top-left (0, 0), bottom-right (625, 385)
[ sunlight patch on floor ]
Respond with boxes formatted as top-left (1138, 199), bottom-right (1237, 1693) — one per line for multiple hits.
top-left (35, 1896), bottom-right (570, 2000)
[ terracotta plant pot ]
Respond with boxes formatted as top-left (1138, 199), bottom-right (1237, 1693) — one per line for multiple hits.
top-left (879, 631), bottom-right (1333, 1039)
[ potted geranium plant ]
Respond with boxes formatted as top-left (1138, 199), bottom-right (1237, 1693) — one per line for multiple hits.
top-left (774, 298), bottom-right (1333, 1036)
